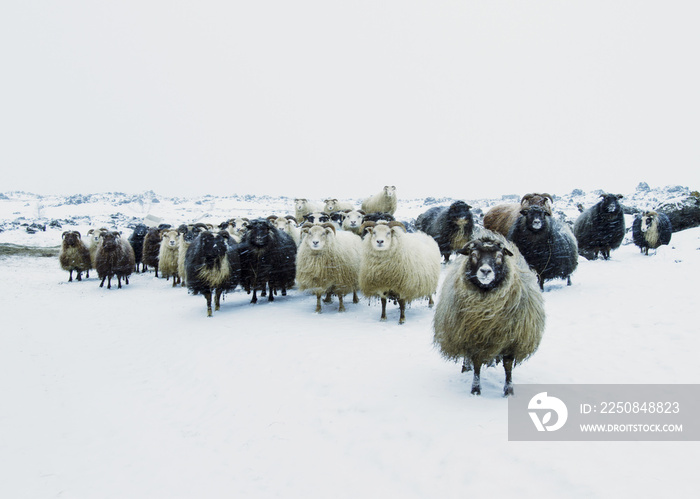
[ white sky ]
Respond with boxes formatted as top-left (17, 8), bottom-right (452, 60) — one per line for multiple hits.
top-left (2, 1), bottom-right (699, 201)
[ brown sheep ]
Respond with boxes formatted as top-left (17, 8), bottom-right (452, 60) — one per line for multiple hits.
top-left (59, 231), bottom-right (92, 282)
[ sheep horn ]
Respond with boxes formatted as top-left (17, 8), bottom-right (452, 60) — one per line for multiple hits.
top-left (321, 223), bottom-right (336, 234)
top-left (388, 221), bottom-right (407, 232)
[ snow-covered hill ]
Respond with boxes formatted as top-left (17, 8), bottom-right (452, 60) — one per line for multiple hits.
top-left (1, 184), bottom-right (698, 498)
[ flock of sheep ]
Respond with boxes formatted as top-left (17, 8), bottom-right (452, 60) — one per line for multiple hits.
top-left (58, 186), bottom-right (673, 396)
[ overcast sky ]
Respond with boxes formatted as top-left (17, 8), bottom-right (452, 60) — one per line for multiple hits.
top-left (2, 1), bottom-right (699, 201)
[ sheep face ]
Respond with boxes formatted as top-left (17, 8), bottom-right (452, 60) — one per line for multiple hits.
top-left (100, 231), bottom-right (121, 250)
top-left (227, 218), bottom-right (249, 237)
top-left (641, 212), bottom-right (657, 233)
top-left (62, 230), bottom-right (82, 247)
top-left (131, 224), bottom-right (148, 239)
top-left (458, 239), bottom-right (513, 291)
top-left (246, 220), bottom-right (275, 248)
top-left (302, 224), bottom-right (334, 251)
top-left (384, 185), bottom-right (396, 198)
top-left (324, 199), bottom-right (339, 212)
top-left (198, 231), bottom-right (228, 265)
top-left (600, 193), bottom-right (623, 214)
top-left (343, 211), bottom-right (364, 230)
top-left (367, 224), bottom-right (395, 251)
top-left (162, 229), bottom-right (179, 248)
top-left (520, 206), bottom-right (550, 233)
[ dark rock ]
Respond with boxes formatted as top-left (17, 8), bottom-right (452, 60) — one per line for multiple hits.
top-left (657, 193), bottom-right (700, 232)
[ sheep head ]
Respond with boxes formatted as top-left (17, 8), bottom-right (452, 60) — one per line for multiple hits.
top-left (458, 238), bottom-right (513, 291)
top-left (62, 231), bottom-right (82, 246)
top-left (302, 223), bottom-right (336, 251)
top-left (599, 193), bottom-right (624, 214)
top-left (364, 221), bottom-right (405, 251)
top-left (519, 206), bottom-right (551, 233)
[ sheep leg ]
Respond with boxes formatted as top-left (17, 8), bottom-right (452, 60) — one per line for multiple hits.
top-left (68, 270), bottom-right (74, 282)
top-left (324, 290), bottom-right (333, 303)
top-left (76, 271), bottom-right (82, 282)
top-left (250, 289), bottom-right (258, 304)
top-left (86, 270), bottom-right (90, 278)
top-left (352, 290), bottom-right (359, 304)
top-left (428, 295), bottom-right (434, 308)
top-left (380, 298), bottom-right (388, 321)
top-left (315, 293), bottom-right (323, 313)
top-left (204, 291), bottom-right (213, 317)
top-left (503, 355), bottom-right (515, 397)
top-left (99, 276), bottom-right (106, 288)
top-left (107, 276), bottom-right (112, 289)
top-left (538, 275), bottom-right (545, 291)
top-left (471, 363), bottom-right (482, 395)
top-left (338, 294), bottom-right (345, 312)
top-left (117, 276), bottom-right (122, 289)
top-left (267, 283), bottom-right (274, 302)
top-left (214, 288), bottom-right (223, 311)
top-left (566, 276), bottom-right (572, 286)
top-left (398, 299), bottom-right (406, 324)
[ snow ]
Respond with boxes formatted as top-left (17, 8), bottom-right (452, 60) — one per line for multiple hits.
top-left (1, 187), bottom-right (698, 498)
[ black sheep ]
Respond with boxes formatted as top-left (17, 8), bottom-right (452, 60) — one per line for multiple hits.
top-left (185, 230), bottom-right (241, 316)
top-left (415, 201), bottom-right (475, 262)
top-left (141, 227), bottom-right (163, 276)
top-left (238, 218), bottom-right (297, 304)
top-left (632, 211), bottom-right (672, 255)
top-left (508, 206), bottom-right (578, 290)
top-left (574, 193), bottom-right (625, 260)
top-left (95, 231), bottom-right (136, 289)
top-left (128, 223), bottom-right (148, 272)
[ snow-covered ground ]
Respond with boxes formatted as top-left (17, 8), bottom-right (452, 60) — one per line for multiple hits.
top-left (1, 186), bottom-right (698, 498)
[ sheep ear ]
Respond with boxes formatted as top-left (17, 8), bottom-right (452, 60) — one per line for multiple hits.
top-left (503, 247), bottom-right (514, 257)
top-left (520, 209), bottom-right (528, 216)
top-left (616, 194), bottom-right (624, 199)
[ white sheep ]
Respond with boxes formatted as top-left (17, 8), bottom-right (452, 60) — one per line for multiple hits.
top-left (361, 186), bottom-right (397, 215)
top-left (432, 231), bottom-right (545, 396)
top-left (359, 221), bottom-right (441, 324)
top-left (271, 216), bottom-right (302, 246)
top-left (295, 223), bottom-right (362, 313)
top-left (324, 198), bottom-right (355, 213)
top-left (226, 217), bottom-right (250, 243)
top-left (294, 198), bottom-right (323, 223)
top-left (86, 227), bottom-right (108, 269)
top-left (341, 210), bottom-right (365, 235)
top-left (158, 229), bottom-right (181, 287)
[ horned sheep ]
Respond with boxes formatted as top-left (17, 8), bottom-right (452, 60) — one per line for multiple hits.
top-left (574, 193), bottom-right (625, 260)
top-left (508, 206), bottom-right (578, 290)
top-left (59, 230), bottom-right (92, 282)
top-left (432, 232), bottom-right (545, 396)
top-left (94, 231), bottom-right (136, 289)
top-left (295, 223), bottom-right (362, 313)
top-left (483, 193), bottom-right (554, 237)
top-left (632, 211), bottom-right (672, 255)
top-left (359, 221), bottom-right (441, 324)
top-left (361, 186), bottom-right (397, 216)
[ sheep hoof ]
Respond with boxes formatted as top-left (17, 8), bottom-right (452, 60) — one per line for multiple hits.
top-left (503, 384), bottom-right (514, 397)
top-left (471, 387), bottom-right (481, 396)
top-left (207, 308), bottom-right (213, 317)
